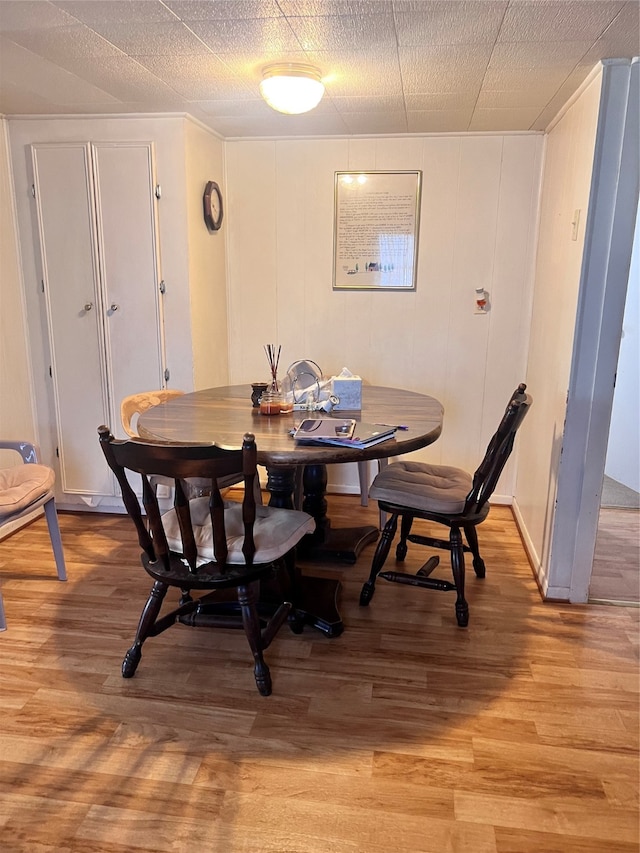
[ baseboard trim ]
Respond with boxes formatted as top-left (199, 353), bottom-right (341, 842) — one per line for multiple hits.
top-left (511, 498), bottom-right (552, 601)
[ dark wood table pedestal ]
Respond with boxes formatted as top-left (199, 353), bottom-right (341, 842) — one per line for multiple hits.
top-left (263, 463), bottom-right (371, 635)
top-left (265, 463), bottom-right (379, 565)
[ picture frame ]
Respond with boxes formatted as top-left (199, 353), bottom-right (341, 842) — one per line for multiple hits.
top-left (333, 170), bottom-right (422, 291)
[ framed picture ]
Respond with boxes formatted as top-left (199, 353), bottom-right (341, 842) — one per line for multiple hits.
top-left (333, 170), bottom-right (422, 291)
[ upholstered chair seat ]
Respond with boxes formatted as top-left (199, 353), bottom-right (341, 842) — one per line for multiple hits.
top-left (0, 464), bottom-right (56, 518)
top-left (0, 441), bottom-right (67, 631)
top-left (369, 461), bottom-right (472, 515)
top-left (163, 498), bottom-right (315, 567)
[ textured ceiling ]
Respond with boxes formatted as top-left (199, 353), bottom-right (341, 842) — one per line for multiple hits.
top-left (0, 0), bottom-right (638, 137)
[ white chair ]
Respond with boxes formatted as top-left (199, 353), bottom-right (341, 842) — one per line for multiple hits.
top-left (0, 440), bottom-right (67, 630)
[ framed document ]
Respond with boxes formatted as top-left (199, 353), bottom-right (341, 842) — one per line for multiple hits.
top-left (333, 170), bottom-right (422, 291)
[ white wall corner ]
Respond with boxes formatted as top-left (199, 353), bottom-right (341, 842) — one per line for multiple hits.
top-left (512, 496), bottom-right (550, 598)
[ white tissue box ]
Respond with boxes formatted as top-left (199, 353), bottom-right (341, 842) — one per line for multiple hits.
top-left (331, 375), bottom-right (362, 410)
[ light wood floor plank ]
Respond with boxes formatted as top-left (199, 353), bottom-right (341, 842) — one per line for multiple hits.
top-left (0, 500), bottom-right (638, 852)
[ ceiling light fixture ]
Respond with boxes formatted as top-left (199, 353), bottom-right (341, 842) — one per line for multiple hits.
top-left (259, 63), bottom-right (325, 115)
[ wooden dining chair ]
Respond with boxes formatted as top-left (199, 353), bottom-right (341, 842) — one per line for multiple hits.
top-left (0, 440), bottom-right (67, 630)
top-left (98, 426), bottom-right (315, 695)
top-left (360, 384), bottom-right (532, 627)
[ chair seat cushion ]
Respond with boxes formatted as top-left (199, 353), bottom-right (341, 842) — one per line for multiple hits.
top-left (369, 460), bottom-right (472, 514)
top-left (0, 464), bottom-right (55, 519)
top-left (163, 498), bottom-right (316, 566)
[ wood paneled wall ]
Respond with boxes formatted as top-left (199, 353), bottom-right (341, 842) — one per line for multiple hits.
top-left (515, 69), bottom-right (603, 592)
top-left (225, 134), bottom-right (543, 496)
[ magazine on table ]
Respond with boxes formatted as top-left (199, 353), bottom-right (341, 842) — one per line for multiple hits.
top-left (293, 418), bottom-right (396, 448)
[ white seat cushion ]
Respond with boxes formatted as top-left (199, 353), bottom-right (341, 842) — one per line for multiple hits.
top-left (0, 464), bottom-right (55, 519)
top-left (163, 498), bottom-right (316, 566)
top-left (369, 460), bottom-right (472, 515)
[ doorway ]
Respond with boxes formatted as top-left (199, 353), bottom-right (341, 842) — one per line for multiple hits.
top-left (589, 199), bottom-right (640, 604)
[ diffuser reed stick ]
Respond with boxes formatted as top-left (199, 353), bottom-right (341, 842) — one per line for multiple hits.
top-left (264, 344), bottom-right (281, 392)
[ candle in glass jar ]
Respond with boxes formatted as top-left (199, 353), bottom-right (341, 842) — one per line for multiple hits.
top-left (260, 392), bottom-right (283, 415)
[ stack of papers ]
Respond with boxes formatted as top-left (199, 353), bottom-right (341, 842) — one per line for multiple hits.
top-left (293, 419), bottom-right (396, 448)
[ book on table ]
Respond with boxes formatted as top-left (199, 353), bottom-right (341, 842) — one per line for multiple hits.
top-left (293, 418), bottom-right (396, 448)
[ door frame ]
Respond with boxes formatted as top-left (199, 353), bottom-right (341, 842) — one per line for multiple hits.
top-left (550, 59), bottom-right (639, 601)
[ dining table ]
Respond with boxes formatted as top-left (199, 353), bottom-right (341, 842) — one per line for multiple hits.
top-left (138, 383), bottom-right (443, 636)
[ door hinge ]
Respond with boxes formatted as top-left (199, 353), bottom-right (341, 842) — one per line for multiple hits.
top-left (41, 280), bottom-right (45, 293)
top-left (159, 280), bottom-right (166, 294)
top-left (31, 184), bottom-right (36, 198)
top-left (49, 365), bottom-right (52, 377)
top-left (155, 184), bottom-right (161, 199)
top-left (164, 368), bottom-right (170, 382)
top-left (56, 447), bottom-right (59, 457)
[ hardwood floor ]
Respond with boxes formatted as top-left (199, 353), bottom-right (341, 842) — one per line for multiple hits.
top-left (590, 508), bottom-right (640, 604)
top-left (0, 497), bottom-right (638, 853)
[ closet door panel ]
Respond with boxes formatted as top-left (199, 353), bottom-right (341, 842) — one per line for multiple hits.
top-left (92, 143), bottom-right (164, 427)
top-left (31, 143), bottom-right (113, 495)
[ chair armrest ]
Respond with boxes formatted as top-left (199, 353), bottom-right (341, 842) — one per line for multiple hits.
top-left (0, 440), bottom-right (40, 464)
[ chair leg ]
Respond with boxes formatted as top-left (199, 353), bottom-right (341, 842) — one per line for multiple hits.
top-left (396, 513), bottom-right (413, 561)
top-left (360, 513), bottom-right (398, 606)
top-left (0, 589), bottom-right (6, 631)
top-left (357, 461), bottom-right (369, 506)
top-left (43, 498), bottom-right (67, 581)
top-left (359, 459), bottom-right (388, 528)
top-left (122, 580), bottom-right (168, 678)
top-left (450, 526), bottom-right (469, 627)
top-left (464, 524), bottom-right (486, 578)
top-left (281, 552), bottom-right (305, 634)
top-left (293, 466), bottom-right (304, 510)
top-left (238, 581), bottom-right (272, 696)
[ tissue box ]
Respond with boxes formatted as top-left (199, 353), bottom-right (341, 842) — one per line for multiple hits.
top-left (331, 375), bottom-right (362, 410)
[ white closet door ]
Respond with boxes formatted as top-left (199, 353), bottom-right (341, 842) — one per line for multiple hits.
top-left (31, 143), bottom-right (112, 495)
top-left (91, 142), bottom-right (165, 430)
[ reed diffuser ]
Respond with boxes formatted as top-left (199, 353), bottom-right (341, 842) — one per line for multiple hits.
top-left (264, 344), bottom-right (281, 393)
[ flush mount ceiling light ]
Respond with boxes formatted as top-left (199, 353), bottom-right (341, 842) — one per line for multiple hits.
top-left (259, 63), bottom-right (325, 115)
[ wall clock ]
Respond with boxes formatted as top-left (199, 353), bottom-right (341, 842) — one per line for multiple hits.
top-left (203, 180), bottom-right (223, 232)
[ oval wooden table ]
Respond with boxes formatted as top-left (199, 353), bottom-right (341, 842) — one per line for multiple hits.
top-left (138, 384), bottom-right (443, 636)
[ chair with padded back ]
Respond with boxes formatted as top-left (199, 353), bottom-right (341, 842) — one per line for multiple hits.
top-left (98, 426), bottom-right (315, 695)
top-left (359, 384), bottom-right (532, 627)
top-left (0, 440), bottom-right (67, 630)
top-left (121, 389), bottom-right (262, 503)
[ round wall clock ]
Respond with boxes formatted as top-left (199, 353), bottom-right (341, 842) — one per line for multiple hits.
top-left (203, 180), bottom-right (223, 232)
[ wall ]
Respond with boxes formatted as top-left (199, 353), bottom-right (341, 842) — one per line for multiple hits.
top-left (514, 68), bottom-right (603, 590)
top-left (184, 119), bottom-right (229, 390)
top-left (226, 134), bottom-right (543, 495)
top-left (0, 118), bottom-right (35, 454)
top-left (605, 201), bottom-right (639, 492)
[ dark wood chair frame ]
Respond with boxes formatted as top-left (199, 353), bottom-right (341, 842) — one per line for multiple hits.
top-left (359, 384), bottom-right (532, 627)
top-left (98, 426), bottom-right (299, 696)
